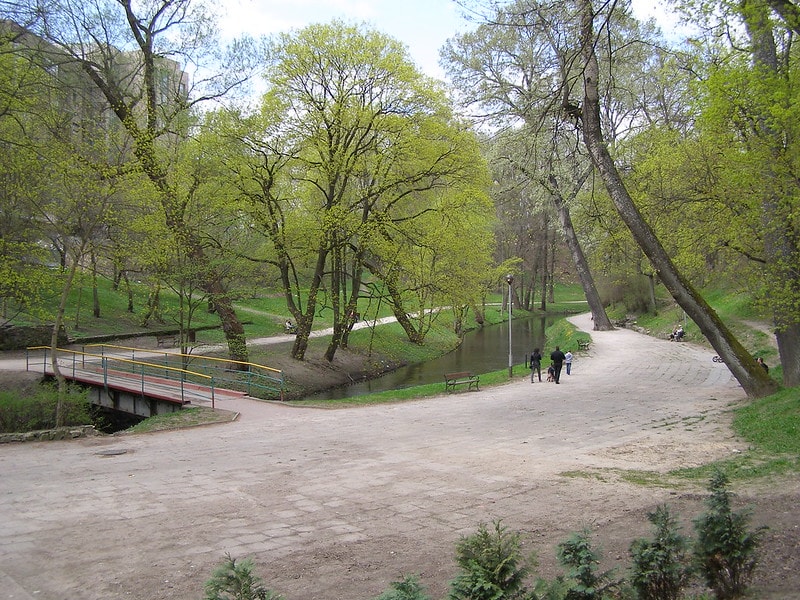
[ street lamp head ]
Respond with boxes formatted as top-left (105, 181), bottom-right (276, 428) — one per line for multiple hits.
top-left (505, 274), bottom-right (514, 285)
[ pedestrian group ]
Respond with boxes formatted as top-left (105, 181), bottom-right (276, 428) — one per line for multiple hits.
top-left (530, 345), bottom-right (575, 384)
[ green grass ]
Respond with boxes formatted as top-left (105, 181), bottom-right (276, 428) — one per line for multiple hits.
top-left (616, 386), bottom-right (800, 485)
top-left (288, 365), bottom-right (520, 408)
top-left (735, 387), bottom-right (800, 454)
top-left (540, 318), bottom-right (588, 353)
top-left (286, 317), bottom-right (578, 408)
top-left (126, 406), bottom-right (237, 433)
top-left (628, 286), bottom-right (779, 368)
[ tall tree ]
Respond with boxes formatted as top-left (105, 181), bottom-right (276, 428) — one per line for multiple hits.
top-left (227, 21), bottom-right (493, 360)
top-left (576, 0), bottom-right (777, 396)
top-left (735, 0), bottom-right (800, 386)
top-left (442, 1), bottom-right (615, 330)
top-left (3, 0), bottom-right (258, 365)
top-left (662, 0), bottom-right (800, 386)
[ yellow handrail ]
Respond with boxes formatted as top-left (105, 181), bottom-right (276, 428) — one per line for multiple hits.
top-left (83, 343), bottom-right (283, 375)
top-left (27, 346), bottom-right (212, 380)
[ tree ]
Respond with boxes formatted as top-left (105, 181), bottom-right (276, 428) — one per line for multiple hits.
top-left (719, 0), bottom-right (800, 386)
top-left (629, 504), bottom-right (692, 600)
top-left (0, 28), bottom-right (57, 321)
top-left (449, 520), bottom-right (532, 600)
top-left (442, 1), bottom-right (614, 330)
top-left (576, 0), bottom-right (777, 397)
top-left (226, 21), bottom-right (493, 360)
top-left (693, 471), bottom-right (765, 599)
top-left (4, 0), bottom-right (259, 366)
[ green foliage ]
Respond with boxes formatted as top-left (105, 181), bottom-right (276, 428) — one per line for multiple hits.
top-left (556, 529), bottom-right (618, 600)
top-left (670, 385), bottom-right (800, 483)
top-left (733, 387), bottom-right (800, 454)
top-left (449, 520), bottom-right (533, 600)
top-left (629, 504), bottom-right (692, 600)
top-left (203, 555), bottom-right (283, 600)
top-left (374, 575), bottom-right (432, 600)
top-left (692, 471), bottom-right (765, 599)
top-left (544, 319), bottom-right (587, 355)
top-left (0, 382), bottom-right (91, 433)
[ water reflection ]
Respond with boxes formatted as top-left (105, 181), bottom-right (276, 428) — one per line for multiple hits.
top-left (310, 315), bottom-right (557, 400)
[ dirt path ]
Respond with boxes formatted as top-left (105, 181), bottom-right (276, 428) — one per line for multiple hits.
top-left (0, 313), bottom-right (797, 599)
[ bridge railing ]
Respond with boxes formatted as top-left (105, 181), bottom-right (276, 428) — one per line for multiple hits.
top-left (82, 344), bottom-right (286, 401)
top-left (25, 346), bottom-right (217, 407)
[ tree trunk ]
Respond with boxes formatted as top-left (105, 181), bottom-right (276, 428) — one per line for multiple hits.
top-left (340, 260), bottom-right (365, 349)
top-left (578, 0), bottom-right (777, 398)
top-left (324, 244), bottom-right (344, 362)
top-left (52, 250), bottom-right (83, 427)
top-left (741, 0), bottom-right (800, 386)
top-left (209, 287), bottom-right (247, 367)
top-left (291, 246), bottom-right (329, 360)
top-left (539, 215), bottom-right (548, 311)
top-left (91, 252), bottom-right (100, 319)
top-left (548, 176), bottom-right (614, 330)
top-left (384, 274), bottom-right (424, 344)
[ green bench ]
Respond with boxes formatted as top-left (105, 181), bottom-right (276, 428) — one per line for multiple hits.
top-left (444, 371), bottom-right (479, 392)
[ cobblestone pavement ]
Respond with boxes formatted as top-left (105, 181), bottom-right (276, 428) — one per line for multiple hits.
top-left (0, 313), bottom-right (748, 600)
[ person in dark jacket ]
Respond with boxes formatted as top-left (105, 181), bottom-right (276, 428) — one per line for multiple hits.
top-left (550, 346), bottom-right (566, 383)
top-left (530, 348), bottom-right (542, 383)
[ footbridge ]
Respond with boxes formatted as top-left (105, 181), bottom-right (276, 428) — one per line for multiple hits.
top-left (25, 345), bottom-right (285, 418)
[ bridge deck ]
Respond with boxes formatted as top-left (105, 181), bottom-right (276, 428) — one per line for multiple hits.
top-left (26, 345), bottom-right (281, 410)
top-left (33, 363), bottom-right (248, 409)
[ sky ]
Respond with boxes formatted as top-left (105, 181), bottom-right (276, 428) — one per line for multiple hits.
top-left (219, 0), bottom-right (682, 81)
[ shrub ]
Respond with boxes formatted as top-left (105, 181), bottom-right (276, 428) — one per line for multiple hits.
top-left (556, 529), bottom-right (619, 600)
top-left (449, 519), bottom-right (533, 600)
top-left (0, 382), bottom-right (91, 433)
top-left (692, 471), bottom-right (765, 599)
top-left (374, 575), bottom-right (432, 600)
top-left (629, 504), bottom-right (692, 600)
top-left (204, 554), bottom-right (283, 600)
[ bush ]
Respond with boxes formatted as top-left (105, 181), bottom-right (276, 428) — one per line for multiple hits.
top-left (374, 575), bottom-right (431, 600)
top-left (0, 381), bottom-right (91, 433)
top-left (203, 554), bottom-right (283, 600)
top-left (629, 504), bottom-right (692, 600)
top-left (692, 471), bottom-right (765, 599)
top-left (556, 529), bottom-right (619, 600)
top-left (449, 520), bottom-right (533, 600)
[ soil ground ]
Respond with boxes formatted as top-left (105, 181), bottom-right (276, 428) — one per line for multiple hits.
top-left (0, 313), bottom-right (798, 599)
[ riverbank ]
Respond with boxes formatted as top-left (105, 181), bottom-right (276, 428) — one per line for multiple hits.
top-left (1, 312), bottom-right (798, 599)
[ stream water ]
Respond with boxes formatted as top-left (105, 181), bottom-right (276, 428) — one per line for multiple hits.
top-left (309, 314), bottom-right (558, 400)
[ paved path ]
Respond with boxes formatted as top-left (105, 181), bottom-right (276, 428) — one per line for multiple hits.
top-left (0, 313), bottom-right (746, 600)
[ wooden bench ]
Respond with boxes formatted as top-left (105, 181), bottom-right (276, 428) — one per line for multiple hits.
top-left (577, 339), bottom-right (590, 351)
top-left (444, 371), bottom-right (479, 392)
top-left (156, 334), bottom-right (179, 348)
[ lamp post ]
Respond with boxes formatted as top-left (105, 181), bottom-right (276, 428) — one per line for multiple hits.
top-left (505, 274), bottom-right (514, 377)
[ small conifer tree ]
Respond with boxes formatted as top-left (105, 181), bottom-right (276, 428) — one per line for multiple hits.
top-left (375, 574), bottom-right (432, 600)
top-left (692, 470), bottom-right (765, 599)
top-left (204, 554), bottom-right (283, 600)
top-left (629, 504), bottom-right (692, 600)
top-left (448, 520), bottom-right (533, 600)
top-left (557, 528), bottom-right (619, 600)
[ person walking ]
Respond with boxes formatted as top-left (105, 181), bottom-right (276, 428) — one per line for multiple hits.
top-left (550, 346), bottom-right (566, 383)
top-left (530, 348), bottom-right (542, 383)
top-left (565, 350), bottom-right (573, 375)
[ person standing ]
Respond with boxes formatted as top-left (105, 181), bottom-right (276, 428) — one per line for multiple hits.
top-left (530, 348), bottom-right (542, 383)
top-left (550, 346), bottom-right (566, 383)
top-left (564, 350), bottom-right (573, 375)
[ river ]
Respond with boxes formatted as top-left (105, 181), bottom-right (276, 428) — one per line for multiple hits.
top-left (308, 314), bottom-right (559, 400)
